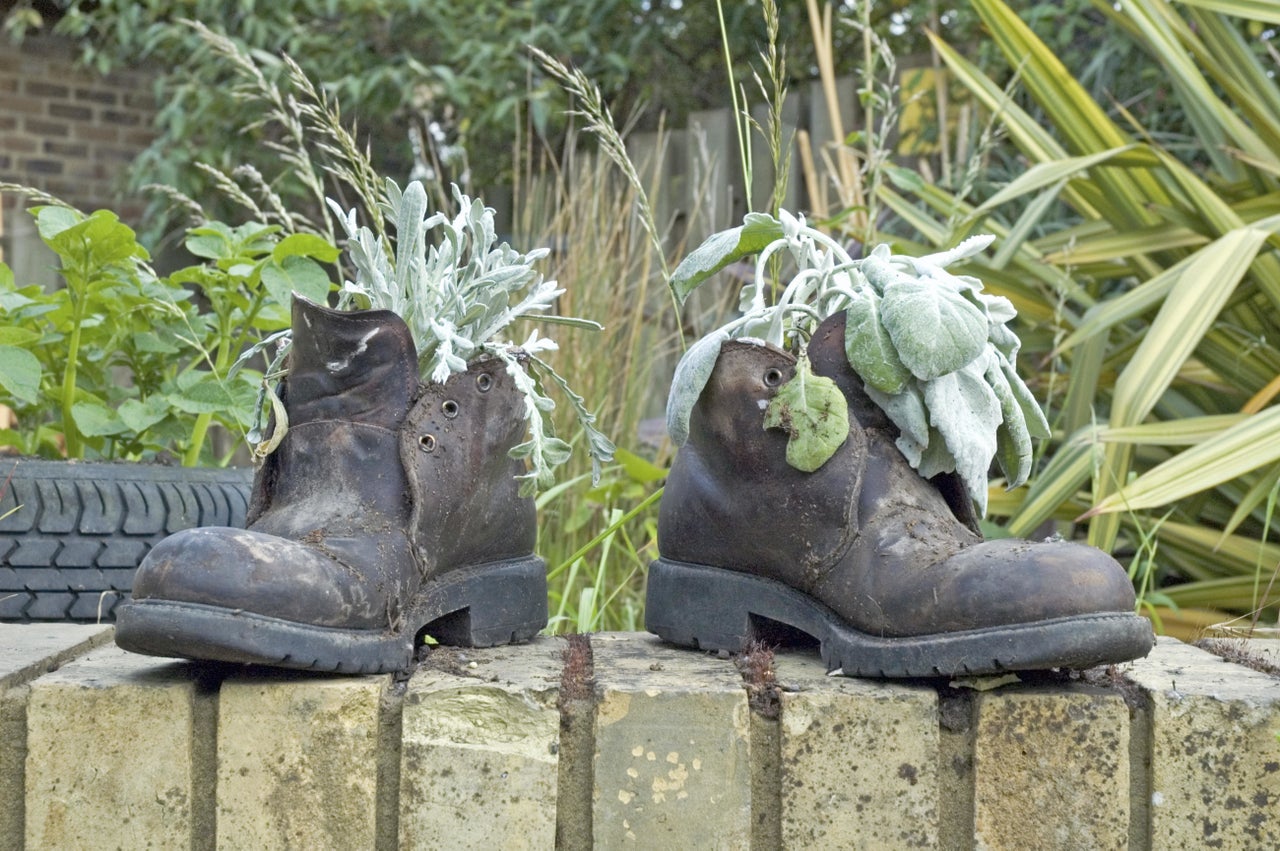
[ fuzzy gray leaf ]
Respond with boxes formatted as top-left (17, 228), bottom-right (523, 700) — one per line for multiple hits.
top-left (985, 356), bottom-right (1033, 488)
top-left (666, 329), bottom-right (729, 446)
top-left (881, 279), bottom-right (988, 380)
top-left (865, 383), bottom-right (930, 452)
top-left (924, 359), bottom-right (1002, 514)
top-left (844, 292), bottom-right (911, 394)
top-left (996, 351), bottom-right (1050, 439)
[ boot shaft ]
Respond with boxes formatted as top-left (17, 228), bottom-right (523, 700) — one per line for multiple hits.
top-left (658, 340), bottom-right (863, 591)
top-left (400, 356), bottom-right (537, 573)
top-left (250, 296), bottom-right (418, 537)
top-left (250, 296), bottom-right (536, 574)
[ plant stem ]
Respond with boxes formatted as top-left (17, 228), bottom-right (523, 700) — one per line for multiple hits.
top-left (60, 300), bottom-right (85, 458)
top-left (182, 313), bottom-right (236, 467)
top-left (716, 0), bottom-right (752, 194)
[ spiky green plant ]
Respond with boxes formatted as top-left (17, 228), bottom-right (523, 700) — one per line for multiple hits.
top-left (868, 0), bottom-right (1280, 629)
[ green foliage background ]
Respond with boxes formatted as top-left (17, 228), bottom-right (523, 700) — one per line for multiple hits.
top-left (4, 0), bottom-right (1279, 633)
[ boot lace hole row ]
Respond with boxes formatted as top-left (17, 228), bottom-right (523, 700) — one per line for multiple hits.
top-left (476, 373), bottom-right (493, 392)
top-left (442, 400), bottom-right (460, 418)
top-left (419, 434), bottom-right (437, 452)
top-left (764, 368), bottom-right (784, 387)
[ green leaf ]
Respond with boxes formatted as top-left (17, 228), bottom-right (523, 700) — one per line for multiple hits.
top-left (273, 232), bottom-right (341, 264)
top-left (0, 345), bottom-right (41, 404)
top-left (844, 291), bottom-right (911, 394)
top-left (131, 331), bottom-right (181, 354)
top-left (0, 262), bottom-right (13, 290)
top-left (117, 396), bottom-right (171, 433)
top-left (972, 145), bottom-right (1148, 217)
top-left (185, 222), bottom-right (236, 260)
top-left (763, 352), bottom-right (849, 473)
top-left (880, 280), bottom-right (988, 380)
top-left (259, 256), bottom-right (333, 308)
top-left (0, 326), bottom-right (40, 347)
top-left (33, 205), bottom-right (82, 242)
top-left (1111, 223), bottom-right (1273, 427)
top-left (669, 212), bottom-right (783, 306)
top-left (168, 375), bottom-right (256, 424)
top-left (70, 400), bottom-right (127, 436)
top-left (613, 447), bottom-right (668, 484)
top-left (42, 208), bottom-right (145, 269)
top-left (1086, 405), bottom-right (1280, 516)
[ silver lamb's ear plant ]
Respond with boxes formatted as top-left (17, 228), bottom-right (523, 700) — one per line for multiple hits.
top-left (258, 178), bottom-right (614, 495)
top-left (667, 210), bottom-right (1049, 516)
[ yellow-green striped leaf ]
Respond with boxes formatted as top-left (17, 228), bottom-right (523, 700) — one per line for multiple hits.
top-left (1088, 405), bottom-right (1280, 515)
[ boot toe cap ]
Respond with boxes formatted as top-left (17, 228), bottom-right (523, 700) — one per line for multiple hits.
top-left (130, 526), bottom-right (397, 630)
top-left (922, 538), bottom-right (1138, 632)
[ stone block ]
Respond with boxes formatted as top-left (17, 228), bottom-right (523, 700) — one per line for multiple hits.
top-left (0, 624), bottom-right (111, 851)
top-left (216, 670), bottom-right (387, 849)
top-left (591, 633), bottom-right (752, 850)
top-left (399, 640), bottom-right (563, 850)
top-left (1126, 637), bottom-right (1280, 849)
top-left (24, 644), bottom-right (204, 850)
top-left (773, 651), bottom-right (940, 849)
top-left (0, 624), bottom-right (112, 687)
top-left (973, 684), bottom-right (1130, 850)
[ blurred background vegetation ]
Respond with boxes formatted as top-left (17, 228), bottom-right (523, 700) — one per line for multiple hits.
top-left (4, 0), bottom-right (1278, 638)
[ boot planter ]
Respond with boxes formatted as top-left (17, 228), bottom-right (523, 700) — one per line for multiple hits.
top-left (648, 314), bottom-right (1153, 677)
top-left (115, 296), bottom-right (546, 673)
top-left (647, 215), bottom-right (1154, 677)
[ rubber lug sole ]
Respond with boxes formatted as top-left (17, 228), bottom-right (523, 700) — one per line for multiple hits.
top-left (115, 555), bottom-right (547, 674)
top-left (644, 558), bottom-right (1155, 678)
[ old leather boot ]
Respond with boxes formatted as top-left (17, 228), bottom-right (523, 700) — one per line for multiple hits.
top-left (647, 312), bottom-right (1154, 677)
top-left (115, 295), bottom-right (545, 673)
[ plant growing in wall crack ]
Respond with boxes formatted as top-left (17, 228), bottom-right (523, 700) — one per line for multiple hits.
top-left (667, 210), bottom-right (1048, 515)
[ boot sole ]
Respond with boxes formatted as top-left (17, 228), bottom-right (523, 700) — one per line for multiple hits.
top-left (645, 558), bottom-right (1155, 677)
top-left (115, 556), bottom-right (547, 674)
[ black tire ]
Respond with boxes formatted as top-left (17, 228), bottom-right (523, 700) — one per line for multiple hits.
top-left (0, 459), bottom-right (253, 622)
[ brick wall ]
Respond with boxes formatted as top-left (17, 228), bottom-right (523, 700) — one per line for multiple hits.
top-left (0, 33), bottom-right (157, 225)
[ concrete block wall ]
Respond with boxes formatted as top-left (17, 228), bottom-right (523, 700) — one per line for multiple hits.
top-left (2, 626), bottom-right (1278, 850)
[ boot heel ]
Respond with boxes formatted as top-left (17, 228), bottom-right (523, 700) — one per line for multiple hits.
top-left (645, 558), bottom-right (757, 653)
top-left (416, 556), bottom-right (548, 647)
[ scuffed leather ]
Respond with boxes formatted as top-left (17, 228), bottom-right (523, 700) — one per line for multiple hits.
top-left (400, 355), bottom-right (537, 577)
top-left (659, 312), bottom-right (1137, 638)
top-left (132, 295), bottom-right (537, 631)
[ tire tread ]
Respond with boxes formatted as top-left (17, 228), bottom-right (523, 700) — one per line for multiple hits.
top-left (0, 460), bottom-right (253, 622)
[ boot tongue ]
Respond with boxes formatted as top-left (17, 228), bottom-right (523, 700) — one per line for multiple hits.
top-left (285, 295), bottom-right (419, 428)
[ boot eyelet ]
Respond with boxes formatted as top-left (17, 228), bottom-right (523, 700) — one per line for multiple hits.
top-left (476, 373), bottom-right (493, 392)
top-left (442, 400), bottom-right (460, 418)
top-left (419, 434), bottom-right (437, 452)
top-left (764, 368), bottom-right (784, 387)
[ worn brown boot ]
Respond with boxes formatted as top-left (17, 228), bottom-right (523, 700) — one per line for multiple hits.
top-left (115, 296), bottom-right (545, 673)
top-left (646, 312), bottom-right (1153, 677)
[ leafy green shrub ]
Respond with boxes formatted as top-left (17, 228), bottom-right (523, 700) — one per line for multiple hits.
top-left (0, 196), bottom-right (336, 464)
